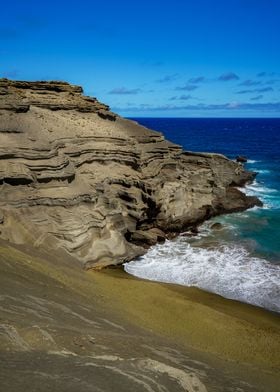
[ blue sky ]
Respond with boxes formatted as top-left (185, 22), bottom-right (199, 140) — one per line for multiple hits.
top-left (1, 0), bottom-right (280, 117)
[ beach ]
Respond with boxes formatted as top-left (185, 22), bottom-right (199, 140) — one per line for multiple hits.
top-left (1, 2), bottom-right (280, 391)
top-left (93, 267), bottom-right (280, 372)
top-left (1, 241), bottom-right (280, 391)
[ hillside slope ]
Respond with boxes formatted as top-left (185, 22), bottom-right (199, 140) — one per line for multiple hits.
top-left (0, 79), bottom-right (260, 268)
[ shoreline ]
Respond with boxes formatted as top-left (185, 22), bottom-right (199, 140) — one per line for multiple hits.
top-left (123, 220), bottom-right (280, 313)
top-left (1, 241), bottom-right (280, 391)
top-left (91, 266), bottom-right (280, 374)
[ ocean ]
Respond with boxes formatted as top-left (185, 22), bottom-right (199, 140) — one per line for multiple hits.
top-left (124, 118), bottom-right (280, 313)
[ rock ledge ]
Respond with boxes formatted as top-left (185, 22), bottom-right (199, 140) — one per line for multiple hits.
top-left (0, 79), bottom-right (261, 268)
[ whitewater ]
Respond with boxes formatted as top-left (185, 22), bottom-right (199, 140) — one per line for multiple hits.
top-left (125, 118), bottom-right (280, 313)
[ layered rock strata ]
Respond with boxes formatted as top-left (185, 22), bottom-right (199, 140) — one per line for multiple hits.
top-left (0, 79), bottom-right (261, 268)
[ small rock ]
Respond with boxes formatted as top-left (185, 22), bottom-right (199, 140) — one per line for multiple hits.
top-left (236, 156), bottom-right (248, 163)
top-left (166, 232), bottom-right (177, 240)
top-left (181, 226), bottom-right (199, 237)
top-left (210, 222), bottom-right (223, 230)
top-left (190, 226), bottom-right (199, 234)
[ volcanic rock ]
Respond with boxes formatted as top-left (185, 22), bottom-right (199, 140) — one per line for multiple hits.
top-left (0, 79), bottom-right (261, 268)
top-left (210, 222), bottom-right (223, 230)
top-left (236, 155), bottom-right (248, 163)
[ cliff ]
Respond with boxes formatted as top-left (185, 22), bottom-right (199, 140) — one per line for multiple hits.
top-left (0, 79), bottom-right (261, 268)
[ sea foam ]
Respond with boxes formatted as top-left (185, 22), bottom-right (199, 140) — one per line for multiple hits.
top-left (124, 238), bottom-right (280, 313)
top-left (246, 159), bottom-right (261, 164)
top-left (240, 180), bottom-right (280, 209)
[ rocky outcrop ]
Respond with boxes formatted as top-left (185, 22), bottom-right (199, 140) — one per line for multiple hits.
top-left (0, 79), bottom-right (116, 119)
top-left (236, 155), bottom-right (248, 163)
top-left (0, 79), bottom-right (261, 268)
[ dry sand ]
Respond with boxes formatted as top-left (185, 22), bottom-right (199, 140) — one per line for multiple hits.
top-left (1, 241), bottom-right (280, 391)
top-left (92, 267), bottom-right (280, 385)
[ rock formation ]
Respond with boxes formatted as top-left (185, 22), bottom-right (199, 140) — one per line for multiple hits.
top-left (236, 155), bottom-right (248, 163)
top-left (0, 79), bottom-right (261, 268)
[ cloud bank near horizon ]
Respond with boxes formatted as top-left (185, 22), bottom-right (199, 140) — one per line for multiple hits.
top-left (112, 101), bottom-right (280, 115)
top-left (1, 1), bottom-right (279, 117)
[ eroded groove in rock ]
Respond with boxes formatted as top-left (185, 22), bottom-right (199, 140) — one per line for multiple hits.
top-left (0, 79), bottom-right (262, 268)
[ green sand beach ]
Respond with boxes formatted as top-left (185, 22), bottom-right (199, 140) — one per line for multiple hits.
top-left (93, 267), bottom-right (280, 370)
top-left (0, 242), bottom-right (280, 391)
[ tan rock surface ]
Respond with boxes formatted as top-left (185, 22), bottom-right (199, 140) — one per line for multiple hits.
top-left (0, 79), bottom-right (261, 268)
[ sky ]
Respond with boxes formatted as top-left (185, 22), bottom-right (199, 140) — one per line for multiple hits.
top-left (1, 0), bottom-right (280, 117)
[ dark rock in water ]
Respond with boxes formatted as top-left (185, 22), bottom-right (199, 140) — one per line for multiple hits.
top-left (236, 156), bottom-right (248, 163)
top-left (191, 226), bottom-right (199, 234)
top-left (216, 188), bottom-right (263, 214)
top-left (181, 226), bottom-right (199, 237)
top-left (250, 196), bottom-right (264, 208)
top-left (211, 222), bottom-right (223, 230)
top-left (0, 78), bottom-right (262, 269)
top-left (230, 170), bottom-right (257, 187)
top-left (167, 232), bottom-right (178, 240)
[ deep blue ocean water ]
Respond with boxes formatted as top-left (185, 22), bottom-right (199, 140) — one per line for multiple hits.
top-left (125, 118), bottom-right (280, 312)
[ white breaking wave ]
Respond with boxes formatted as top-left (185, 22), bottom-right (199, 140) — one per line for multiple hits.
top-left (245, 181), bottom-right (277, 195)
top-left (241, 180), bottom-right (280, 209)
top-left (257, 169), bottom-right (270, 174)
top-left (124, 238), bottom-right (280, 313)
top-left (246, 159), bottom-right (260, 164)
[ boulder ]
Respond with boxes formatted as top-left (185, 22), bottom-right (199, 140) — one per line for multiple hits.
top-left (131, 230), bottom-right (158, 246)
top-left (236, 156), bottom-right (248, 163)
top-left (210, 222), bottom-right (223, 230)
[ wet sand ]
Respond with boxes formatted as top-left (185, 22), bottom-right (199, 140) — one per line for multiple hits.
top-left (0, 241), bottom-right (280, 391)
top-left (92, 267), bottom-right (280, 380)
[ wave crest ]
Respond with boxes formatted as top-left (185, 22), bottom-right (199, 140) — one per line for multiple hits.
top-left (125, 239), bottom-right (280, 313)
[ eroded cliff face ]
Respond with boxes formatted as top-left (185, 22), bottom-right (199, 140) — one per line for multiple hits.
top-left (0, 79), bottom-right (260, 268)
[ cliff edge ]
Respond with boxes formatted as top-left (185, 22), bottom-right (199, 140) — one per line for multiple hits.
top-left (0, 79), bottom-right (261, 268)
